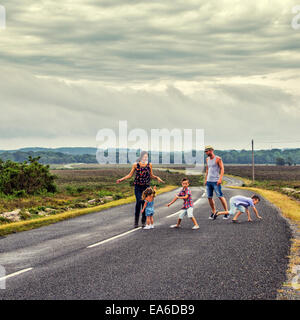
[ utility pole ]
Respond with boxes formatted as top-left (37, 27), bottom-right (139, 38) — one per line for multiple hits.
top-left (252, 139), bottom-right (255, 183)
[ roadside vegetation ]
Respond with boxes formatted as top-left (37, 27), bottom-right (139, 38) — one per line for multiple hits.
top-left (0, 158), bottom-right (203, 226)
top-left (0, 185), bottom-right (177, 236)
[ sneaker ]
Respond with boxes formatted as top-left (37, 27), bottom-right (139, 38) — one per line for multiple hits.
top-left (170, 224), bottom-right (180, 228)
top-left (232, 220), bottom-right (239, 224)
top-left (134, 224), bottom-right (139, 228)
top-left (143, 225), bottom-right (151, 230)
top-left (223, 215), bottom-right (229, 220)
top-left (192, 225), bottom-right (200, 230)
top-left (142, 224), bottom-right (146, 228)
top-left (213, 211), bottom-right (219, 220)
top-left (209, 213), bottom-right (215, 220)
top-left (150, 224), bottom-right (154, 229)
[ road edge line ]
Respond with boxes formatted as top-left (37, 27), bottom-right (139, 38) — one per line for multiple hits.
top-left (0, 267), bottom-right (33, 282)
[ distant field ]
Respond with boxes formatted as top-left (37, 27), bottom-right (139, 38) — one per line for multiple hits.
top-left (52, 167), bottom-right (203, 190)
top-left (225, 165), bottom-right (300, 181)
top-left (49, 163), bottom-right (195, 170)
top-left (225, 165), bottom-right (300, 200)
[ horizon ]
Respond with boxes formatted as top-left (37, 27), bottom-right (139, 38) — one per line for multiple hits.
top-left (1, 146), bottom-right (299, 152)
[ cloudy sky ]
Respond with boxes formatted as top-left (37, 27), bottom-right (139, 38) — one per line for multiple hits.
top-left (0, 0), bottom-right (300, 150)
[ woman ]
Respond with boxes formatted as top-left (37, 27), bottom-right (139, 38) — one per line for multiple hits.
top-left (116, 151), bottom-right (164, 228)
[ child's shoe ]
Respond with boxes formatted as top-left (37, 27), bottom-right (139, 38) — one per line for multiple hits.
top-left (192, 225), bottom-right (200, 230)
top-left (223, 214), bottom-right (229, 220)
top-left (170, 224), bottom-right (180, 228)
top-left (150, 224), bottom-right (154, 229)
top-left (143, 225), bottom-right (151, 230)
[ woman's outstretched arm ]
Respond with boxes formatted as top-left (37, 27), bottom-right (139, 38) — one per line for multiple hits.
top-left (116, 163), bottom-right (137, 183)
top-left (149, 163), bottom-right (165, 183)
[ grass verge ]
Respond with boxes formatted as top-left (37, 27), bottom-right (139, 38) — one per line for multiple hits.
top-left (0, 185), bottom-right (177, 237)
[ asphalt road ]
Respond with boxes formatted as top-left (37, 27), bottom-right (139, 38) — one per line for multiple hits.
top-left (0, 179), bottom-right (292, 300)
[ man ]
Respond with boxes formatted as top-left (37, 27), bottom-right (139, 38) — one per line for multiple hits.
top-left (204, 145), bottom-right (228, 219)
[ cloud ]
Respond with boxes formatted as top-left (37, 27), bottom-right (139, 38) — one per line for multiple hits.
top-left (0, 66), bottom-right (299, 150)
top-left (0, 1), bottom-right (299, 149)
top-left (1, 0), bottom-right (299, 81)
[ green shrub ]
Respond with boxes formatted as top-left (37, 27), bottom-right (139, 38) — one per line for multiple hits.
top-left (113, 193), bottom-right (124, 200)
top-left (66, 186), bottom-right (77, 195)
top-left (29, 208), bottom-right (39, 215)
top-left (76, 186), bottom-right (85, 193)
top-left (0, 216), bottom-right (10, 224)
top-left (98, 190), bottom-right (113, 198)
top-left (0, 157), bottom-right (57, 196)
top-left (13, 189), bottom-right (27, 198)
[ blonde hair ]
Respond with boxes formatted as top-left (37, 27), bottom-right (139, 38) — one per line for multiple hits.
top-left (142, 186), bottom-right (156, 200)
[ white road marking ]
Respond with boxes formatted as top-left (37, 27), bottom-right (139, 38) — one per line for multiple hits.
top-left (166, 210), bottom-right (182, 219)
top-left (87, 227), bottom-right (142, 248)
top-left (0, 268), bottom-right (33, 282)
top-left (194, 197), bottom-right (205, 205)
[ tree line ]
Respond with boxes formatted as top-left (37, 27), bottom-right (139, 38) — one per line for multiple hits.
top-left (0, 149), bottom-right (299, 165)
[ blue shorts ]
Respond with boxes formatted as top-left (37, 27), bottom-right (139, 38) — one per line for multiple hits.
top-left (206, 182), bottom-right (224, 198)
top-left (228, 198), bottom-right (246, 215)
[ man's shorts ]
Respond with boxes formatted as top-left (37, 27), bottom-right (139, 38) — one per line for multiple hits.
top-left (206, 181), bottom-right (224, 198)
top-left (178, 207), bottom-right (194, 219)
top-left (228, 198), bottom-right (246, 215)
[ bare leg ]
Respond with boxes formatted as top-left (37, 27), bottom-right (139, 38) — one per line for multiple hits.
top-left (191, 217), bottom-right (199, 226)
top-left (217, 210), bottom-right (230, 216)
top-left (146, 216), bottom-right (151, 225)
top-left (150, 216), bottom-right (154, 225)
top-left (232, 211), bottom-right (242, 221)
top-left (219, 197), bottom-right (228, 211)
top-left (246, 210), bottom-right (252, 222)
top-left (208, 198), bottom-right (216, 214)
top-left (176, 218), bottom-right (182, 226)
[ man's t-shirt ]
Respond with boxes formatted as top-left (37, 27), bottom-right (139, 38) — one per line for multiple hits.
top-left (231, 196), bottom-right (254, 208)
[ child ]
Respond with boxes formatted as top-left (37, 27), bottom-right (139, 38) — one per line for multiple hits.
top-left (214, 195), bottom-right (262, 223)
top-left (141, 186), bottom-right (157, 230)
top-left (167, 178), bottom-right (200, 230)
